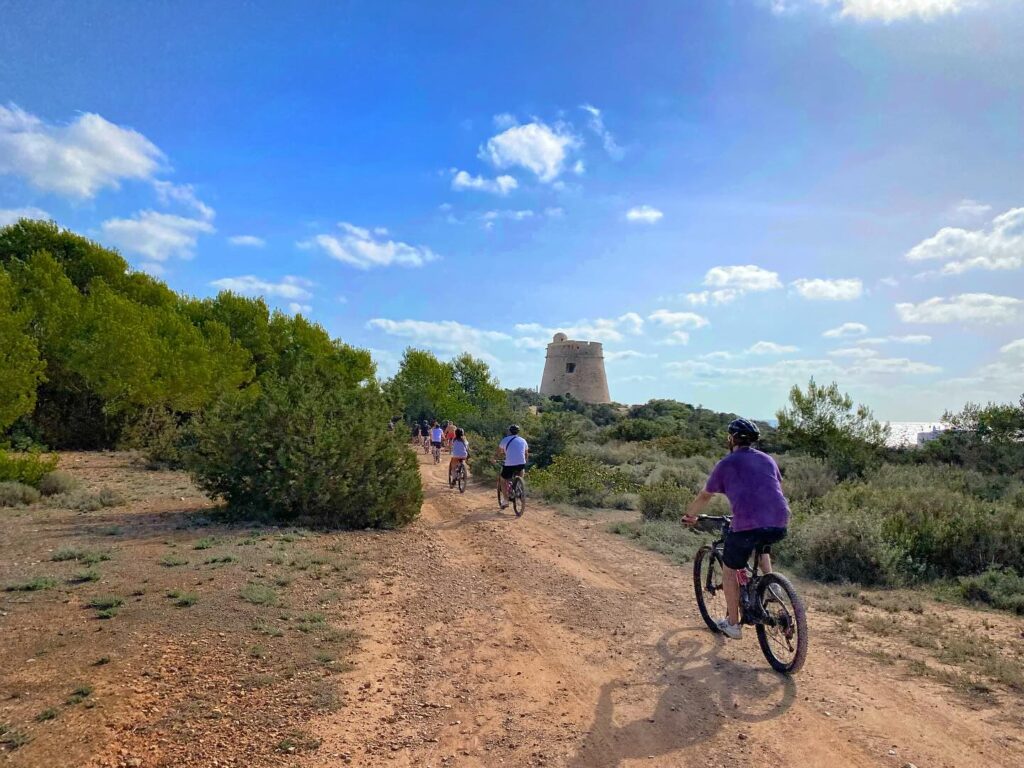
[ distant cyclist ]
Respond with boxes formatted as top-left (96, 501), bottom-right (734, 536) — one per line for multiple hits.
top-left (430, 421), bottom-right (444, 453)
top-left (496, 424), bottom-right (529, 510)
top-left (449, 428), bottom-right (469, 486)
top-left (444, 421), bottom-right (457, 450)
top-left (682, 418), bottom-right (790, 640)
top-left (419, 419), bottom-right (431, 448)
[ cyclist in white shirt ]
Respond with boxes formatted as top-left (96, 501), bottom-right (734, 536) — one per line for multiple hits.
top-left (496, 424), bottom-right (529, 510)
top-left (429, 421), bottom-right (444, 452)
top-left (449, 428), bottom-right (469, 486)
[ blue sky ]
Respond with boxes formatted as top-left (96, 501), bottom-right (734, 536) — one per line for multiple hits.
top-left (1, 0), bottom-right (1022, 420)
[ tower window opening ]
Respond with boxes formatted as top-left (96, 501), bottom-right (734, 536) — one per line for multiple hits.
top-left (565, 362), bottom-right (576, 374)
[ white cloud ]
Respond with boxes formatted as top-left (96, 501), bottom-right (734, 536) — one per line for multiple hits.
top-left (823, 322), bottom-right (869, 338)
top-left (481, 209), bottom-right (534, 222)
top-left (0, 206), bottom-right (48, 226)
top-left (856, 334), bottom-right (932, 345)
top-left (299, 223), bottom-right (439, 270)
top-left (828, 347), bottom-right (880, 359)
top-left (824, 1), bottom-right (975, 23)
top-left (152, 180), bottom-right (214, 221)
top-left (792, 277), bottom-right (864, 301)
top-left (209, 275), bottom-right (314, 301)
top-left (747, 341), bottom-right (799, 355)
top-left (905, 207), bottom-right (1024, 275)
top-left (660, 331), bottom-right (692, 346)
top-left (1000, 339), bottom-right (1024, 356)
top-left (705, 265), bottom-right (782, 292)
top-left (515, 312), bottom-right (646, 346)
top-left (101, 210), bottom-right (215, 262)
top-left (451, 169), bottom-right (518, 195)
top-left (626, 205), bottom-right (663, 224)
top-left (700, 351), bottom-right (735, 361)
top-left (580, 104), bottom-right (624, 160)
top-left (493, 113), bottom-right (518, 130)
top-left (545, 207), bottom-right (565, 218)
top-left (648, 309), bottom-right (710, 329)
top-left (953, 198), bottom-right (992, 218)
top-left (667, 353), bottom-right (939, 384)
top-left (479, 120), bottom-right (581, 183)
top-left (896, 293), bottom-right (1023, 325)
top-left (367, 318), bottom-right (512, 358)
top-left (0, 104), bottom-right (164, 199)
top-left (288, 303), bottom-right (312, 315)
top-left (687, 264), bottom-right (782, 305)
top-left (228, 235), bottom-right (266, 247)
top-left (605, 349), bottom-right (657, 362)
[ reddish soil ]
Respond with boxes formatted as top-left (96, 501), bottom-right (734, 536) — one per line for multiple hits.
top-left (3, 451), bottom-right (1023, 767)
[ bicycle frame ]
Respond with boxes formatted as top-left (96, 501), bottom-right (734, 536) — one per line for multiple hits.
top-left (704, 518), bottom-right (770, 626)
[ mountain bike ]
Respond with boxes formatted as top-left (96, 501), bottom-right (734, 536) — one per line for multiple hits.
top-left (432, 443), bottom-right (441, 464)
top-left (692, 515), bottom-right (807, 674)
top-left (498, 472), bottom-right (526, 517)
top-left (422, 436), bottom-right (430, 454)
top-left (449, 460), bottom-right (467, 493)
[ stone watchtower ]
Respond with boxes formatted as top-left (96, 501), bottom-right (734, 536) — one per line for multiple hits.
top-left (539, 333), bottom-right (611, 404)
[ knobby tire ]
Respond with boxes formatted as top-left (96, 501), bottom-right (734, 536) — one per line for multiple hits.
top-left (754, 572), bottom-right (808, 675)
top-left (693, 546), bottom-right (726, 634)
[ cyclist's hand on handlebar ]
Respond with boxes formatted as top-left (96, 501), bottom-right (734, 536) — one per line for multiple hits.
top-left (681, 514), bottom-right (698, 527)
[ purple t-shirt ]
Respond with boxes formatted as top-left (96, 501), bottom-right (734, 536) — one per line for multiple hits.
top-left (704, 447), bottom-right (790, 532)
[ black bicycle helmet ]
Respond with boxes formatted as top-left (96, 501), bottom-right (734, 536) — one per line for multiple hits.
top-left (728, 417), bottom-right (760, 440)
top-left (455, 427), bottom-right (464, 438)
top-left (508, 424), bottom-right (520, 435)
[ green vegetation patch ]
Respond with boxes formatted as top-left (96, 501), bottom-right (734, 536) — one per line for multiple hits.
top-left (5, 576), bottom-right (57, 592)
top-left (240, 583), bottom-right (278, 606)
top-left (608, 519), bottom-right (705, 567)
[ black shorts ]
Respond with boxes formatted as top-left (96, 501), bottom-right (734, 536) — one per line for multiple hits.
top-left (723, 527), bottom-right (787, 570)
top-left (431, 441), bottom-right (442, 448)
top-left (501, 464), bottom-right (526, 480)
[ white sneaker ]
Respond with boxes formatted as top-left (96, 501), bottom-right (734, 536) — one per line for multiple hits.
top-left (716, 618), bottom-right (742, 640)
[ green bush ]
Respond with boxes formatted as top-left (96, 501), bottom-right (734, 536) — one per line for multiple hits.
top-left (119, 406), bottom-right (190, 469)
top-left (530, 454), bottom-right (635, 508)
top-left (38, 470), bottom-right (80, 496)
top-left (189, 363), bottom-right (422, 528)
top-left (605, 492), bottom-right (640, 511)
top-left (786, 512), bottom-right (903, 585)
top-left (0, 481), bottom-right (41, 507)
top-left (0, 450), bottom-right (59, 487)
top-left (643, 458), bottom-right (713, 492)
top-left (776, 455), bottom-right (837, 502)
top-left (639, 483), bottom-right (693, 521)
top-left (957, 567), bottom-right (1024, 614)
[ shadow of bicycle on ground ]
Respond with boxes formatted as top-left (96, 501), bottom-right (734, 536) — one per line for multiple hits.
top-left (568, 628), bottom-right (797, 767)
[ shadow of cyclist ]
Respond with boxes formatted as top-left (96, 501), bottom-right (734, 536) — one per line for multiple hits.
top-left (568, 628), bottom-right (796, 767)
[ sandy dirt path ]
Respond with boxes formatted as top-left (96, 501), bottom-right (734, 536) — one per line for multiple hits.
top-left (308, 453), bottom-right (1024, 767)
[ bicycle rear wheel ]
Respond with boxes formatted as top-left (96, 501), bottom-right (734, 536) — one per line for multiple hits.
top-left (755, 573), bottom-right (808, 675)
top-left (511, 477), bottom-right (525, 517)
top-left (456, 467), bottom-right (466, 493)
top-left (693, 546), bottom-right (727, 633)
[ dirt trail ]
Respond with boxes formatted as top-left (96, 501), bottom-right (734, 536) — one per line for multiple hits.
top-left (309, 454), bottom-right (1024, 767)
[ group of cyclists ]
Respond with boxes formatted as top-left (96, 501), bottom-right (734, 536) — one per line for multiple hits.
top-left (409, 418), bottom-right (528, 507)
top-left (404, 414), bottom-right (789, 645)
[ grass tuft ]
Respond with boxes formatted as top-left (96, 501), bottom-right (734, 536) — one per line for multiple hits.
top-left (240, 583), bottom-right (278, 606)
top-left (5, 576), bottom-right (58, 592)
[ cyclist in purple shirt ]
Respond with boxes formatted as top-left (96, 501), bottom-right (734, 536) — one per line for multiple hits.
top-left (682, 418), bottom-right (790, 640)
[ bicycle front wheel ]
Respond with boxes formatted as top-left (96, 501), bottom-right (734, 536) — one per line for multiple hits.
top-left (457, 468), bottom-right (466, 493)
top-left (755, 573), bottom-right (808, 675)
top-left (693, 545), bottom-right (727, 633)
top-left (511, 478), bottom-right (525, 517)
